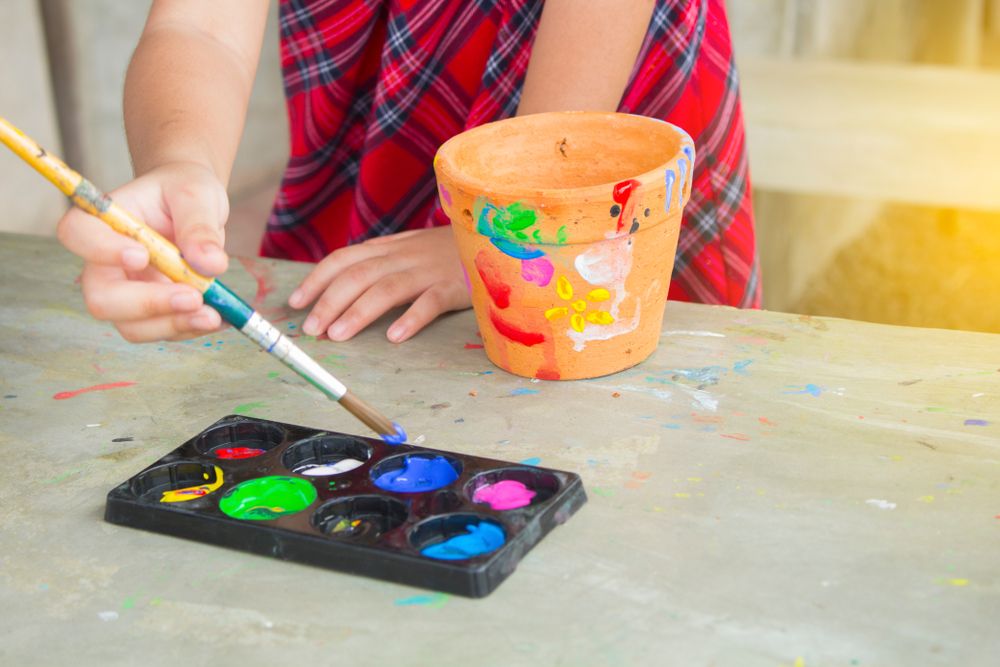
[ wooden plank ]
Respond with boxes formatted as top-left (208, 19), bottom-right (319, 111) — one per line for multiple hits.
top-left (739, 57), bottom-right (1000, 210)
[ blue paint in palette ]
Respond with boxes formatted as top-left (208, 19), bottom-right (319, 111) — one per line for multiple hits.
top-left (373, 455), bottom-right (459, 492)
top-left (421, 522), bottom-right (506, 560)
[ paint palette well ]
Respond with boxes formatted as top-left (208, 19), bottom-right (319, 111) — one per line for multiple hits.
top-left (104, 415), bottom-right (587, 597)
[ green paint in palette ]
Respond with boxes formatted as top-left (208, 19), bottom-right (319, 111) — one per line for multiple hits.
top-left (219, 476), bottom-right (316, 520)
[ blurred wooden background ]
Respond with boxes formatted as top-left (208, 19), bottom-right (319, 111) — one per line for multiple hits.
top-left (2, 0), bottom-right (998, 332)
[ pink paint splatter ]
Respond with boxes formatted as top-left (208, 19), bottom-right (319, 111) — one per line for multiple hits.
top-left (520, 257), bottom-right (554, 287)
top-left (720, 433), bottom-right (750, 441)
top-left (53, 382), bottom-right (137, 400)
top-left (438, 185), bottom-right (453, 208)
top-left (464, 343), bottom-right (484, 349)
top-left (238, 257), bottom-right (275, 309)
top-left (473, 480), bottom-right (536, 510)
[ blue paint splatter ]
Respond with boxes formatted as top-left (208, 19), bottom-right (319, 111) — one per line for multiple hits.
top-left (964, 419), bottom-right (989, 426)
top-left (381, 421), bottom-right (408, 445)
top-left (490, 237), bottom-right (544, 260)
top-left (394, 593), bottom-right (449, 607)
top-left (519, 456), bottom-right (541, 466)
top-left (510, 388), bottom-right (540, 396)
top-left (784, 384), bottom-right (823, 397)
top-left (421, 522), bottom-right (506, 560)
top-left (682, 144), bottom-right (695, 165)
top-left (373, 455), bottom-right (458, 492)
top-left (662, 423), bottom-right (682, 430)
top-left (664, 169), bottom-right (676, 213)
top-left (733, 359), bottom-right (754, 375)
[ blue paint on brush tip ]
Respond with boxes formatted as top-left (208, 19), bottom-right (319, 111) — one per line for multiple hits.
top-left (381, 421), bottom-right (408, 445)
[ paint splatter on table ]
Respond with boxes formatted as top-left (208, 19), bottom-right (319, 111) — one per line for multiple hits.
top-left (1, 232), bottom-right (997, 667)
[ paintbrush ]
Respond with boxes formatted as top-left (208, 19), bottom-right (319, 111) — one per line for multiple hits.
top-left (0, 115), bottom-right (405, 443)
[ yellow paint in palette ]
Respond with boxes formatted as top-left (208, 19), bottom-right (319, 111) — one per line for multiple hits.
top-left (160, 466), bottom-right (224, 503)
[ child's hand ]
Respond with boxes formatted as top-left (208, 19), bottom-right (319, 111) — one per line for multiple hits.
top-left (290, 226), bottom-right (471, 343)
top-left (56, 161), bottom-right (230, 342)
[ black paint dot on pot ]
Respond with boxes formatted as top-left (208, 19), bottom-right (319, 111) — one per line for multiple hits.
top-left (630, 220), bottom-right (640, 234)
top-left (644, 208), bottom-right (651, 217)
top-left (609, 204), bottom-right (621, 217)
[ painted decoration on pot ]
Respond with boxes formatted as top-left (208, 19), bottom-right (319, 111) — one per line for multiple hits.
top-left (435, 111), bottom-right (695, 380)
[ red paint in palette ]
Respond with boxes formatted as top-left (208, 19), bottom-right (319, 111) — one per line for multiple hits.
top-left (612, 179), bottom-right (640, 232)
top-left (214, 447), bottom-right (267, 459)
top-left (489, 310), bottom-right (545, 347)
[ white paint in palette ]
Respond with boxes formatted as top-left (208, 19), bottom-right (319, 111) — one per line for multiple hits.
top-left (569, 236), bottom-right (640, 352)
top-left (865, 498), bottom-right (897, 510)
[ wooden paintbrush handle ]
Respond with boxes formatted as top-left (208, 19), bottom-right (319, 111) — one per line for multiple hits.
top-left (0, 115), bottom-right (212, 291)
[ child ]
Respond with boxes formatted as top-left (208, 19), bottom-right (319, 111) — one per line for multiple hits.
top-left (56, 0), bottom-right (759, 344)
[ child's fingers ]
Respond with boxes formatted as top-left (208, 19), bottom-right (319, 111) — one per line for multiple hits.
top-left (164, 178), bottom-right (230, 277)
top-left (289, 244), bottom-right (386, 310)
top-left (81, 265), bottom-right (204, 322)
top-left (300, 255), bottom-right (392, 336)
top-left (57, 207), bottom-right (150, 269)
top-left (385, 281), bottom-right (469, 343)
top-left (115, 307), bottom-right (222, 343)
top-left (323, 271), bottom-right (423, 341)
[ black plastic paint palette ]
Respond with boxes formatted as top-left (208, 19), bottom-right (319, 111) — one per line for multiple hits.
top-left (105, 415), bottom-right (587, 597)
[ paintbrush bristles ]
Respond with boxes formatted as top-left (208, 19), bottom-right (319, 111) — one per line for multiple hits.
top-left (339, 390), bottom-right (396, 436)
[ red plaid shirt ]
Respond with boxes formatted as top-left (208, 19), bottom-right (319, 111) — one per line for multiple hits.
top-left (264, 0), bottom-right (760, 307)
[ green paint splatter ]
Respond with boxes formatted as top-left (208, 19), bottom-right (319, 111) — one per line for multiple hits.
top-left (44, 467), bottom-right (86, 484)
top-left (926, 407), bottom-right (947, 412)
top-left (556, 225), bottom-right (568, 244)
top-left (122, 596), bottom-right (136, 610)
top-left (322, 354), bottom-right (346, 367)
top-left (233, 401), bottom-right (267, 416)
top-left (591, 487), bottom-right (615, 497)
top-left (267, 371), bottom-right (279, 379)
top-left (394, 593), bottom-right (450, 608)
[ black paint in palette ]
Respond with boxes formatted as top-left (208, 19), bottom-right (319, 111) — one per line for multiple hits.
top-left (104, 415), bottom-right (587, 597)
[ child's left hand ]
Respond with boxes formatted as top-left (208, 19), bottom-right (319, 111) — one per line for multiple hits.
top-left (289, 226), bottom-right (470, 343)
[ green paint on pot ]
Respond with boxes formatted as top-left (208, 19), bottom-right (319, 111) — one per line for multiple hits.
top-left (219, 476), bottom-right (317, 521)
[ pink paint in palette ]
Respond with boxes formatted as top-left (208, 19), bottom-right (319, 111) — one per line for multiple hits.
top-left (472, 480), bottom-right (537, 510)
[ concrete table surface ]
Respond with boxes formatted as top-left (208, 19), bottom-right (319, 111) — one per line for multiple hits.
top-left (1, 232), bottom-right (997, 667)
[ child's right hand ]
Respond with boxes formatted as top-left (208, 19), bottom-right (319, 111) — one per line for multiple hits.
top-left (56, 161), bottom-right (231, 342)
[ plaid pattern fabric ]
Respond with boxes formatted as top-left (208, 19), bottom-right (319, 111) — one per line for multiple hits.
top-left (264, 0), bottom-right (760, 308)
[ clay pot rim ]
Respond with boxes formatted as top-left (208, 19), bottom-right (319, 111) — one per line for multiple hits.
top-left (434, 110), bottom-right (694, 202)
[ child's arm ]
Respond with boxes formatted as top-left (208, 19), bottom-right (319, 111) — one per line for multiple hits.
top-left (293, 0), bottom-right (657, 343)
top-left (56, 0), bottom-right (268, 342)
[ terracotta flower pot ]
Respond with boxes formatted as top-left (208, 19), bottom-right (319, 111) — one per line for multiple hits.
top-left (434, 111), bottom-right (694, 380)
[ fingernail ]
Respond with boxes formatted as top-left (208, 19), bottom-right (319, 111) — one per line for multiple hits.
top-left (122, 247), bottom-right (147, 267)
top-left (190, 309), bottom-right (217, 330)
top-left (303, 315), bottom-right (320, 336)
top-left (289, 289), bottom-right (304, 308)
top-left (170, 290), bottom-right (201, 311)
top-left (387, 323), bottom-right (408, 342)
top-left (327, 321), bottom-right (347, 340)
